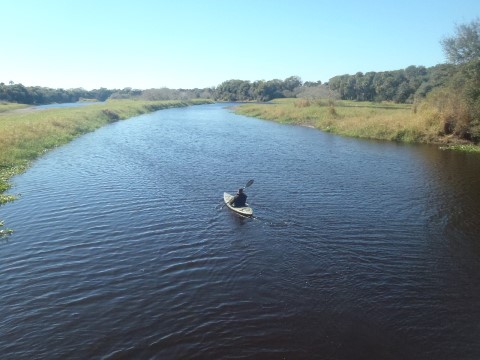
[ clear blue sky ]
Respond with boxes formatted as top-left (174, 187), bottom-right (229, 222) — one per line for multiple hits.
top-left (2, 0), bottom-right (479, 90)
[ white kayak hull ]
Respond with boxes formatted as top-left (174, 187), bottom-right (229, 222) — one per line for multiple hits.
top-left (223, 192), bottom-right (253, 217)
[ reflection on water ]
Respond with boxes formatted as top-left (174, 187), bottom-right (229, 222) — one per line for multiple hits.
top-left (1, 103), bottom-right (479, 359)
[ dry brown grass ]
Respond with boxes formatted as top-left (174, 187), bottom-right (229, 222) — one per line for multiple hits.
top-left (236, 99), bottom-right (433, 142)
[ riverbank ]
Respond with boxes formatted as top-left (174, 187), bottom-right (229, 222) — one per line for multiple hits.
top-left (0, 99), bottom-right (212, 236)
top-left (0, 101), bottom-right (29, 113)
top-left (234, 99), bottom-right (480, 152)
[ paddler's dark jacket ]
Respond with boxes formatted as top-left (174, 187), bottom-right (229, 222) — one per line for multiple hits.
top-left (233, 192), bottom-right (247, 207)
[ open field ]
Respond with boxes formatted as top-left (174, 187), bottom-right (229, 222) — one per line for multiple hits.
top-left (235, 99), bottom-right (480, 152)
top-left (0, 101), bottom-right (29, 113)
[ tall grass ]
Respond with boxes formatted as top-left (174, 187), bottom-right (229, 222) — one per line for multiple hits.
top-left (0, 101), bottom-right (29, 113)
top-left (235, 98), bottom-right (453, 144)
top-left (0, 99), bottom-right (212, 210)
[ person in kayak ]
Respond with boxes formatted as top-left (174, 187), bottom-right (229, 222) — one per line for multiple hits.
top-left (231, 188), bottom-right (247, 207)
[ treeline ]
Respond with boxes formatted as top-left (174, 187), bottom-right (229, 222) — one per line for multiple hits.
top-left (214, 76), bottom-right (304, 102)
top-left (0, 83), bottom-right (115, 104)
top-left (328, 64), bottom-right (455, 103)
top-left (117, 87), bottom-right (215, 101)
top-left (0, 64), bottom-right (466, 107)
top-left (0, 82), bottom-right (216, 105)
top-left (0, 77), bottom-right (309, 104)
top-left (0, 70), bottom-right (449, 106)
top-left (0, 68), bottom-right (450, 106)
top-left (0, 65), bottom-right (458, 107)
top-left (213, 65), bottom-right (459, 104)
top-left (209, 65), bottom-right (464, 104)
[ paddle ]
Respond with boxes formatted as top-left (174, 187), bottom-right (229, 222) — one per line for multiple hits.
top-left (243, 179), bottom-right (254, 189)
top-left (220, 179), bottom-right (254, 209)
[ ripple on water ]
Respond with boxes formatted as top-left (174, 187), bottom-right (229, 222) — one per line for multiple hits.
top-left (1, 104), bottom-right (480, 359)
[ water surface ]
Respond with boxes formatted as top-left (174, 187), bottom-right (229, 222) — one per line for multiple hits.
top-left (1, 103), bottom-right (479, 359)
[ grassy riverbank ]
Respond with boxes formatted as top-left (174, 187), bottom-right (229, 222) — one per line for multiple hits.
top-left (0, 98), bottom-right (212, 235)
top-left (0, 101), bottom-right (29, 113)
top-left (235, 99), bottom-right (480, 152)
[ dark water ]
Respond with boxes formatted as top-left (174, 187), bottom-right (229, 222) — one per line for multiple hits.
top-left (1, 103), bottom-right (479, 359)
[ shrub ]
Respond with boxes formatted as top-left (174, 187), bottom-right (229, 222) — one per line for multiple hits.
top-left (419, 88), bottom-right (472, 139)
top-left (102, 109), bottom-right (120, 122)
top-left (294, 99), bottom-right (311, 107)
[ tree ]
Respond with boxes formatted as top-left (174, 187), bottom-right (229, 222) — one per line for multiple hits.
top-left (262, 79), bottom-right (284, 101)
top-left (283, 76), bottom-right (302, 92)
top-left (251, 80), bottom-right (267, 101)
top-left (214, 79), bottom-right (252, 101)
top-left (356, 72), bottom-right (375, 101)
top-left (296, 84), bottom-right (337, 100)
top-left (303, 80), bottom-right (322, 87)
top-left (441, 17), bottom-right (480, 64)
top-left (453, 59), bottom-right (480, 140)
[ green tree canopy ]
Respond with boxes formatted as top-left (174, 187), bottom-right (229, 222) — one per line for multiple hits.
top-left (441, 17), bottom-right (480, 64)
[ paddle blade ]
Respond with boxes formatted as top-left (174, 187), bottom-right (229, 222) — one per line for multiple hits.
top-left (245, 179), bottom-right (254, 188)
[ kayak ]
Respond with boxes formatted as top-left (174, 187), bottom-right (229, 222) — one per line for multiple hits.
top-left (223, 192), bottom-right (253, 217)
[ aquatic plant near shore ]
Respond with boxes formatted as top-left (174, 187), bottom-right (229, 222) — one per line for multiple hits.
top-left (0, 221), bottom-right (13, 238)
top-left (440, 144), bottom-right (480, 152)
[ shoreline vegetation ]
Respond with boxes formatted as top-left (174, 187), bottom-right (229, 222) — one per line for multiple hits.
top-left (234, 99), bottom-right (480, 152)
top-left (0, 101), bottom-right (29, 113)
top-left (0, 99), bottom-right (212, 236)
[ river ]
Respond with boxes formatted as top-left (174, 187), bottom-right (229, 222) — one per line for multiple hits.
top-left (1, 103), bottom-right (479, 359)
